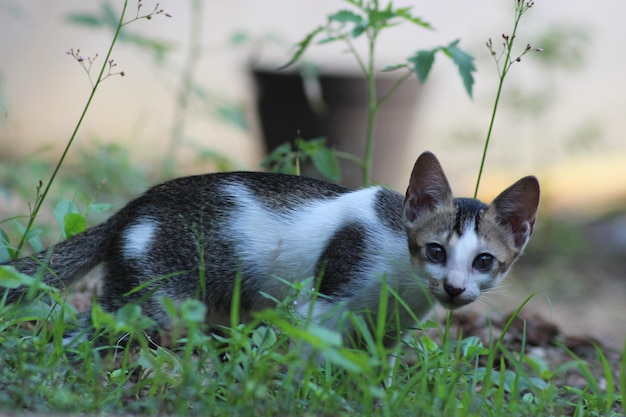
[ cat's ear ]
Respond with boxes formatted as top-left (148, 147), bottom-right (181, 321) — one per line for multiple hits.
top-left (490, 176), bottom-right (540, 249)
top-left (404, 151), bottom-right (454, 224)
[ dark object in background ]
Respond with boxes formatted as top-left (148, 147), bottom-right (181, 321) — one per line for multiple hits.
top-left (252, 68), bottom-right (421, 188)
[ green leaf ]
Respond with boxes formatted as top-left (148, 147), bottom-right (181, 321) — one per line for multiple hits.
top-left (180, 299), bottom-right (207, 323)
top-left (292, 137), bottom-right (340, 182)
top-left (443, 39), bottom-right (476, 98)
top-left (86, 202), bottom-right (112, 214)
top-left (328, 10), bottom-right (363, 24)
top-left (260, 309), bottom-right (342, 350)
top-left (344, 0), bottom-right (365, 10)
top-left (381, 63), bottom-right (408, 72)
top-left (278, 26), bottom-right (325, 70)
top-left (91, 302), bottom-right (115, 330)
top-left (317, 35), bottom-right (342, 45)
top-left (159, 296), bottom-right (178, 320)
top-left (65, 3), bottom-right (118, 29)
top-left (65, 13), bottom-right (103, 27)
top-left (304, 323), bottom-right (343, 348)
top-left (215, 104), bottom-right (248, 130)
top-left (117, 32), bottom-right (176, 63)
top-left (115, 303), bottom-right (156, 332)
top-left (394, 7), bottom-right (433, 29)
top-left (14, 221), bottom-right (43, 252)
top-left (311, 147), bottom-right (340, 183)
top-left (229, 30), bottom-right (250, 45)
top-left (460, 336), bottom-right (489, 357)
top-left (322, 347), bottom-right (366, 373)
top-left (261, 143), bottom-right (293, 170)
top-left (251, 325), bottom-right (278, 351)
top-left (100, 2), bottom-right (121, 28)
top-left (63, 213), bottom-right (86, 238)
top-left (408, 48), bottom-right (437, 84)
top-left (0, 265), bottom-right (53, 292)
top-left (351, 21), bottom-right (369, 38)
top-left (54, 199), bottom-right (79, 238)
top-left (294, 137), bottom-right (319, 154)
top-left (367, 9), bottom-right (395, 29)
top-left (0, 228), bottom-right (12, 263)
top-left (0, 265), bottom-right (26, 289)
top-left (327, 10), bottom-right (367, 39)
top-left (419, 335), bottom-right (439, 353)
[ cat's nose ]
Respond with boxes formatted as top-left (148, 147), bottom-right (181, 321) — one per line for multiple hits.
top-left (443, 282), bottom-right (465, 299)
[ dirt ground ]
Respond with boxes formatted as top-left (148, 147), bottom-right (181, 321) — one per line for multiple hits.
top-left (469, 213), bottom-right (626, 351)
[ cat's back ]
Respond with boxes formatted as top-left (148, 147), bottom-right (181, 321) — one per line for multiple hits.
top-left (113, 172), bottom-right (407, 237)
top-left (215, 171), bottom-right (353, 211)
top-left (135, 171), bottom-right (351, 212)
top-left (141, 171), bottom-right (406, 230)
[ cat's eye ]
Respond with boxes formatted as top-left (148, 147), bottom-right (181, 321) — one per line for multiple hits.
top-left (473, 253), bottom-right (495, 272)
top-left (425, 243), bottom-right (446, 264)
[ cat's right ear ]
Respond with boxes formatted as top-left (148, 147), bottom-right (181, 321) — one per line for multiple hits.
top-left (490, 176), bottom-right (540, 249)
top-left (404, 151), bottom-right (453, 224)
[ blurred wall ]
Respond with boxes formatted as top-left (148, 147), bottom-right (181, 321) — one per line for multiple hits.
top-left (0, 0), bottom-right (625, 211)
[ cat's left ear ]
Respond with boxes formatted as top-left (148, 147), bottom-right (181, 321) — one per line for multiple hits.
top-left (489, 176), bottom-right (540, 249)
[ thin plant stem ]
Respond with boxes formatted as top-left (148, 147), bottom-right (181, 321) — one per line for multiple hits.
top-left (340, 32), bottom-right (376, 185)
top-left (474, 1), bottom-right (528, 198)
top-left (15, 1), bottom-right (129, 256)
top-left (474, 72), bottom-right (507, 199)
top-left (343, 35), bottom-right (368, 76)
top-left (334, 150), bottom-right (365, 168)
top-left (377, 69), bottom-right (413, 109)
top-left (362, 29), bottom-right (378, 186)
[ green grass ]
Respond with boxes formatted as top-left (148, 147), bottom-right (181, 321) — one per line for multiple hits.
top-left (0, 155), bottom-right (622, 416)
top-left (0, 275), bottom-right (622, 416)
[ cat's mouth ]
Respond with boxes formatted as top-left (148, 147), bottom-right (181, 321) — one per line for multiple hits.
top-left (435, 295), bottom-right (476, 310)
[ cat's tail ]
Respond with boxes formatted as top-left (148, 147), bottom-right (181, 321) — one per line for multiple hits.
top-left (1, 220), bottom-right (116, 304)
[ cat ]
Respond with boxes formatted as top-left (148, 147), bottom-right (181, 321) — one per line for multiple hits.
top-left (1, 151), bottom-right (540, 352)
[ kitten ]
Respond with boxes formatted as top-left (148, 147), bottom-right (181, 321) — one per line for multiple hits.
top-left (1, 151), bottom-right (539, 350)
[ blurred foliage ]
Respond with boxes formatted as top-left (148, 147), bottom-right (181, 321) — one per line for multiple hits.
top-left (0, 0), bottom-right (23, 18)
top-left (262, 137), bottom-right (340, 183)
top-left (533, 26), bottom-right (591, 70)
top-left (65, 0), bottom-right (248, 176)
top-left (69, 140), bottom-right (148, 201)
top-left (526, 215), bottom-right (591, 258)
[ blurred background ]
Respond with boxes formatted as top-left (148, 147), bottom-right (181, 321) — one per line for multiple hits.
top-left (0, 0), bottom-right (624, 347)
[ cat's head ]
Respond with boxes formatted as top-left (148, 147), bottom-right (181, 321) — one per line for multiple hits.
top-left (403, 151), bottom-right (540, 310)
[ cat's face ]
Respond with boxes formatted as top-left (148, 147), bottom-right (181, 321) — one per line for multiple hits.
top-left (406, 198), bottom-right (524, 309)
top-left (404, 152), bottom-right (540, 310)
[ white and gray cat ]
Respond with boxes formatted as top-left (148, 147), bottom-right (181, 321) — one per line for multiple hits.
top-left (1, 151), bottom-right (540, 349)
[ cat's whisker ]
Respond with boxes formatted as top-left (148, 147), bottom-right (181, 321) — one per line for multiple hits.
top-left (476, 297), bottom-right (502, 314)
top-left (477, 296), bottom-right (493, 307)
top-left (481, 283), bottom-right (512, 296)
top-left (481, 288), bottom-right (508, 297)
top-left (478, 296), bottom-right (501, 309)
